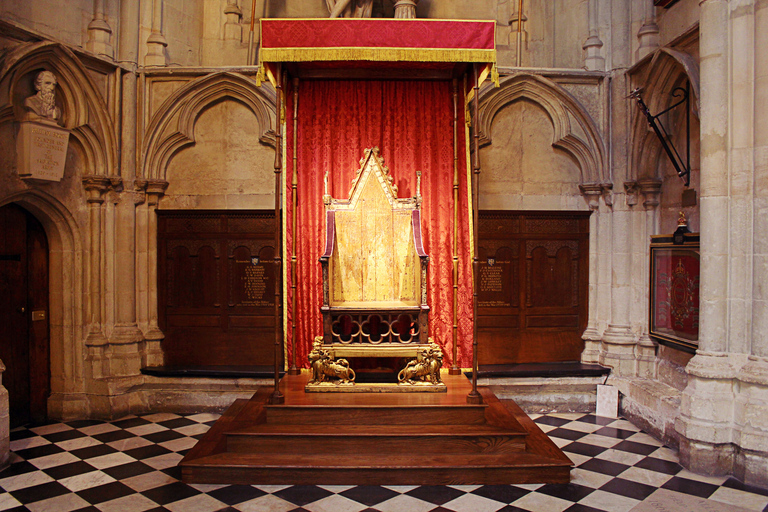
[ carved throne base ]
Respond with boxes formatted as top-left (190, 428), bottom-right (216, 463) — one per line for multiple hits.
top-left (304, 337), bottom-right (447, 393)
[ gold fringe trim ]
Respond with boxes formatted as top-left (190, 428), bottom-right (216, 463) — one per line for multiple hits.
top-left (261, 47), bottom-right (496, 63)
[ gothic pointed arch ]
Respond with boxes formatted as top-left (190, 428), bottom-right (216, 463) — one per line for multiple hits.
top-left (0, 189), bottom-right (86, 418)
top-left (477, 73), bottom-right (607, 185)
top-left (141, 72), bottom-right (276, 181)
top-left (630, 46), bottom-right (700, 181)
top-left (0, 41), bottom-right (118, 177)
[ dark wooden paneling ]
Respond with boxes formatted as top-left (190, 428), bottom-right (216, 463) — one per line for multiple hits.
top-left (478, 211), bottom-right (590, 365)
top-left (158, 211), bottom-right (280, 368)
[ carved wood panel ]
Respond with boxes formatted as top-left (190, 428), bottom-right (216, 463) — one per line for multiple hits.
top-left (477, 211), bottom-right (590, 364)
top-left (158, 210), bottom-right (278, 367)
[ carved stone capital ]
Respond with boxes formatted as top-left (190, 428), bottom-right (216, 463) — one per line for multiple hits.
top-left (109, 176), bottom-right (123, 192)
top-left (579, 182), bottom-right (603, 210)
top-left (82, 175), bottom-right (111, 203)
top-left (145, 179), bottom-right (169, 206)
top-left (624, 181), bottom-right (638, 206)
top-left (637, 178), bottom-right (663, 209)
top-left (601, 183), bottom-right (613, 207)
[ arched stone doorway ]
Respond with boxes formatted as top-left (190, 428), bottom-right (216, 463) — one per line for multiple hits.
top-left (0, 203), bottom-right (50, 427)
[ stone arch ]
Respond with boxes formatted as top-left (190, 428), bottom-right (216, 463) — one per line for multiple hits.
top-left (142, 72), bottom-right (276, 181)
top-left (0, 41), bottom-right (118, 176)
top-left (478, 73), bottom-right (607, 185)
top-left (0, 190), bottom-right (86, 419)
top-left (630, 48), bottom-right (700, 182)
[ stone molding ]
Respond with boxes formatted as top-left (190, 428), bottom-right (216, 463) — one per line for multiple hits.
top-left (478, 72), bottom-right (607, 186)
top-left (141, 71), bottom-right (276, 181)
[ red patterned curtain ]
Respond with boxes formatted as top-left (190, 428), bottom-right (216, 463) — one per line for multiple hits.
top-left (284, 79), bottom-right (474, 368)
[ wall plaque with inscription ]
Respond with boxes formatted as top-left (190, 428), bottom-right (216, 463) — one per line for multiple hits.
top-left (17, 121), bottom-right (70, 181)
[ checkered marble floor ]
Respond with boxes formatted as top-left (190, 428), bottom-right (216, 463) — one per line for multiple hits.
top-left (2, 411), bottom-right (768, 512)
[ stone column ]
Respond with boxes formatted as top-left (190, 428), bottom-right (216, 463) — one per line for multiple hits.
top-left (584, 0), bottom-right (605, 71)
top-left (676, 0), bottom-right (741, 479)
top-left (636, 0), bottom-right (659, 61)
top-left (224, 1), bottom-right (243, 40)
top-left (393, 0), bottom-right (419, 18)
top-left (145, 0), bottom-right (168, 66)
top-left (142, 181), bottom-right (168, 366)
top-left (86, 0), bottom-right (113, 57)
top-left (580, 183), bottom-right (603, 363)
top-left (636, 178), bottom-right (662, 378)
top-left (83, 176), bottom-right (110, 347)
top-left (0, 359), bottom-right (8, 471)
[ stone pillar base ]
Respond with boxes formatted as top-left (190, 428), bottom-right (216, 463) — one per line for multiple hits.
top-left (678, 437), bottom-right (735, 477)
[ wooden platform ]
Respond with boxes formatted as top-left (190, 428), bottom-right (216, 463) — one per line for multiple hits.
top-left (180, 373), bottom-right (572, 485)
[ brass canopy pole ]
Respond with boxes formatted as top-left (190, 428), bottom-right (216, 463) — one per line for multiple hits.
top-left (247, 0), bottom-right (257, 65)
top-left (467, 64), bottom-right (483, 405)
top-left (449, 78), bottom-right (461, 376)
top-left (271, 65), bottom-right (285, 404)
top-left (288, 77), bottom-right (300, 375)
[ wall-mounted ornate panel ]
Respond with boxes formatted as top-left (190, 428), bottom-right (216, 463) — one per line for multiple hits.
top-left (477, 211), bottom-right (590, 365)
top-left (157, 210), bottom-right (278, 367)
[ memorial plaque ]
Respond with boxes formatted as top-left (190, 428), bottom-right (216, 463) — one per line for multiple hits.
top-left (17, 121), bottom-right (69, 181)
top-left (478, 257), bottom-right (513, 307)
top-left (237, 258), bottom-right (271, 307)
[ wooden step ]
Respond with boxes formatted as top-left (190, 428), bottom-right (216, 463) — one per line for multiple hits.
top-left (225, 423), bottom-right (526, 455)
top-left (264, 403), bottom-right (488, 425)
top-left (181, 451), bottom-right (571, 485)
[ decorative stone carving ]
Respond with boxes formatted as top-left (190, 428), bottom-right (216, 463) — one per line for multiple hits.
top-left (308, 337), bottom-right (356, 385)
top-left (23, 71), bottom-right (62, 123)
top-left (392, 0), bottom-right (418, 18)
top-left (326, 0), bottom-right (373, 18)
top-left (398, 341), bottom-right (443, 385)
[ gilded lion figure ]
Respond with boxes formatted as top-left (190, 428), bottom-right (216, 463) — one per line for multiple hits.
top-left (398, 342), bottom-right (443, 385)
top-left (308, 337), bottom-right (356, 385)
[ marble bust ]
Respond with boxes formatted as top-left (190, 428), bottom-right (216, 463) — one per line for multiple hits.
top-left (23, 70), bottom-right (62, 124)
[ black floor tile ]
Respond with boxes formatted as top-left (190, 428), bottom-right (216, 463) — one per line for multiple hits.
top-left (10, 481), bottom-right (70, 504)
top-left (634, 456), bottom-right (682, 475)
top-left (0, 460), bottom-right (38, 478)
top-left (593, 427), bottom-right (636, 440)
top-left (472, 485), bottom-right (531, 503)
top-left (101, 461), bottom-right (156, 480)
top-left (274, 485), bottom-right (333, 507)
top-left (496, 505), bottom-right (530, 512)
top-left (406, 485), bottom-right (465, 505)
top-left (661, 476), bottom-right (719, 498)
top-left (69, 444), bottom-right (118, 460)
top-left (9, 429), bottom-right (36, 441)
top-left (537, 482), bottom-right (595, 502)
top-left (577, 458), bottom-right (630, 476)
top-left (13, 444), bottom-right (64, 461)
top-left (160, 465), bottom-right (182, 480)
top-left (157, 418), bottom-right (197, 429)
top-left (534, 416), bottom-right (572, 427)
top-left (65, 420), bottom-right (104, 429)
top-left (42, 460), bottom-right (98, 480)
top-left (339, 485), bottom-right (400, 506)
top-left (564, 503), bottom-right (610, 512)
top-left (611, 440), bottom-right (659, 456)
top-left (42, 430), bottom-right (86, 443)
top-left (92, 430), bottom-right (137, 444)
top-left (563, 441), bottom-right (608, 457)
top-left (207, 484), bottom-right (266, 505)
top-left (600, 477), bottom-right (657, 500)
top-left (76, 481), bottom-right (135, 504)
top-left (142, 430), bottom-right (185, 444)
top-left (547, 428), bottom-right (589, 441)
top-left (722, 477), bottom-right (768, 497)
top-left (123, 444), bottom-right (172, 460)
top-left (575, 414), bottom-right (616, 426)
top-left (140, 481), bottom-right (200, 505)
top-left (111, 417), bottom-right (151, 429)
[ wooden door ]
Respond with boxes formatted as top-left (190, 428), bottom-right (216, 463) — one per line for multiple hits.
top-left (477, 211), bottom-right (590, 364)
top-left (158, 211), bottom-right (279, 367)
top-left (0, 204), bottom-right (50, 427)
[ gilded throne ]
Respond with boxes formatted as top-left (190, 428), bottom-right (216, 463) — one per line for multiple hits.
top-left (307, 147), bottom-right (443, 390)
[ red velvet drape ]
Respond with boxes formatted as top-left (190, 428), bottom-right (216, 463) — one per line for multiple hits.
top-left (285, 80), bottom-right (474, 368)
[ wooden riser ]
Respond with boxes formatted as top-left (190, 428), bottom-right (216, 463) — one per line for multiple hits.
top-left (182, 464), bottom-right (571, 486)
top-left (265, 405), bottom-right (488, 425)
top-left (226, 433), bottom-right (526, 455)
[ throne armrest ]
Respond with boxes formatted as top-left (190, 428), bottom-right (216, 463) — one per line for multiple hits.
top-left (319, 210), bottom-right (335, 307)
top-left (411, 210), bottom-right (428, 261)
